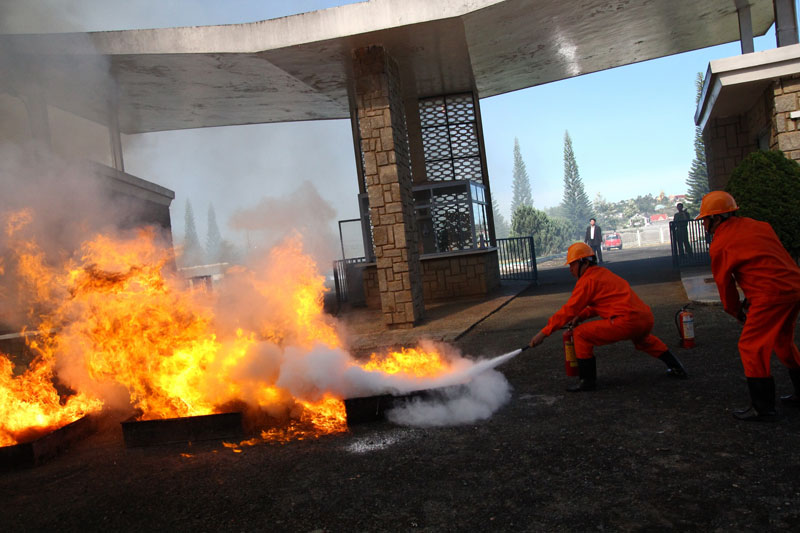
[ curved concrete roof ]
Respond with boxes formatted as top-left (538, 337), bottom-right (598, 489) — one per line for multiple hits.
top-left (0, 0), bottom-right (774, 134)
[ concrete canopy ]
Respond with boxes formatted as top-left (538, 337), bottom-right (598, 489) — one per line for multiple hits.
top-left (0, 0), bottom-right (775, 134)
top-left (696, 43), bottom-right (800, 132)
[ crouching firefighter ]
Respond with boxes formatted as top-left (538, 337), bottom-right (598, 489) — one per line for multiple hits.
top-left (528, 242), bottom-right (688, 391)
top-left (697, 191), bottom-right (800, 422)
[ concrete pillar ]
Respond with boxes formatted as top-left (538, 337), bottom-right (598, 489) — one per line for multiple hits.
top-left (737, 3), bottom-right (755, 54)
top-left (21, 86), bottom-right (51, 151)
top-left (108, 91), bottom-right (125, 172)
top-left (775, 0), bottom-right (799, 47)
top-left (352, 45), bottom-right (424, 328)
top-left (472, 93), bottom-right (496, 245)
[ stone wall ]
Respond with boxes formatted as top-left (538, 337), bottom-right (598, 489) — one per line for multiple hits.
top-left (353, 46), bottom-right (424, 328)
top-left (705, 74), bottom-right (800, 189)
top-left (771, 74), bottom-right (800, 161)
top-left (362, 250), bottom-right (500, 308)
top-left (421, 251), bottom-right (500, 300)
top-left (704, 103), bottom-right (764, 190)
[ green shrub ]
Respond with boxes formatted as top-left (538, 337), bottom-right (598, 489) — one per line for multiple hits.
top-left (726, 150), bottom-right (800, 259)
top-left (511, 206), bottom-right (575, 256)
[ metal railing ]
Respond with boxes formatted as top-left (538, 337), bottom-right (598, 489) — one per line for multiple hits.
top-left (333, 237), bottom-right (537, 304)
top-left (669, 220), bottom-right (711, 268)
top-left (332, 257), bottom-right (368, 304)
top-left (497, 236), bottom-right (538, 282)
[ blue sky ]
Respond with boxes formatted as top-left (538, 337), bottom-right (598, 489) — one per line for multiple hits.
top-left (0, 0), bottom-right (792, 246)
top-left (483, 43), bottom-right (743, 216)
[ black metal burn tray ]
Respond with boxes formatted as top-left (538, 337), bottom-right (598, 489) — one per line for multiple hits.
top-left (0, 415), bottom-right (96, 471)
top-left (121, 412), bottom-right (244, 448)
top-left (344, 384), bottom-right (467, 425)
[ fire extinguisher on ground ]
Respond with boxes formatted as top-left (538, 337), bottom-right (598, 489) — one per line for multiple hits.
top-left (563, 326), bottom-right (579, 376)
top-left (675, 304), bottom-right (695, 348)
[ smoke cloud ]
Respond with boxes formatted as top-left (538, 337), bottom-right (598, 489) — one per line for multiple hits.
top-left (0, 146), bottom-right (169, 329)
top-left (230, 180), bottom-right (339, 267)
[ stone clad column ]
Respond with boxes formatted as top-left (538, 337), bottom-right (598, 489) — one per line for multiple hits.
top-left (353, 45), bottom-right (424, 328)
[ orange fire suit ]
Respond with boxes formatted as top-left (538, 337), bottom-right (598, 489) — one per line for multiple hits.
top-left (709, 216), bottom-right (800, 377)
top-left (540, 266), bottom-right (668, 359)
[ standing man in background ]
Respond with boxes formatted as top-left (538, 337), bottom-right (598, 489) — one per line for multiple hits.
top-left (584, 218), bottom-right (603, 264)
top-left (673, 203), bottom-right (693, 258)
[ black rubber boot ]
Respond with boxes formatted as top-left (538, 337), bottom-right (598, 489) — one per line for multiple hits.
top-left (567, 357), bottom-right (596, 392)
top-left (658, 350), bottom-right (688, 379)
top-left (733, 377), bottom-right (779, 422)
top-left (780, 368), bottom-right (800, 407)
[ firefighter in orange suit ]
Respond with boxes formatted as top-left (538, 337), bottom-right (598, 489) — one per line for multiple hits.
top-left (697, 191), bottom-right (800, 421)
top-left (528, 242), bottom-right (688, 391)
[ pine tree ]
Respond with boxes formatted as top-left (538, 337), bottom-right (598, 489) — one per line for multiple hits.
top-left (511, 137), bottom-right (533, 214)
top-left (206, 203), bottom-right (222, 263)
top-left (559, 130), bottom-right (592, 233)
top-left (182, 199), bottom-right (204, 267)
top-left (685, 72), bottom-right (709, 215)
top-left (492, 196), bottom-right (510, 239)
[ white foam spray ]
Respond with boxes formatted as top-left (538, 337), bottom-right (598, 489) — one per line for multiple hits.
top-left (383, 349), bottom-right (520, 427)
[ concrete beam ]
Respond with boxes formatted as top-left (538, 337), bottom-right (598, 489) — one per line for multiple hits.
top-left (695, 43), bottom-right (800, 132)
top-left (0, 0), bottom-right (776, 134)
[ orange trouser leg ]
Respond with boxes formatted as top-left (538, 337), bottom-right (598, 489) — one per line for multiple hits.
top-left (739, 301), bottom-right (800, 377)
top-left (573, 315), bottom-right (666, 359)
top-left (632, 333), bottom-right (670, 358)
top-left (774, 302), bottom-right (800, 370)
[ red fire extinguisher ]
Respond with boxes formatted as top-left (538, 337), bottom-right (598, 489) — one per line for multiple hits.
top-left (563, 327), bottom-right (579, 376)
top-left (675, 304), bottom-right (695, 348)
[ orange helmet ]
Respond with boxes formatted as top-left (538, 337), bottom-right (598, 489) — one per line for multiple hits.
top-left (695, 191), bottom-right (739, 219)
top-left (565, 242), bottom-right (595, 264)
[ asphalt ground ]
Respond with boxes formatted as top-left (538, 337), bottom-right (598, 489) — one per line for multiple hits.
top-left (2, 246), bottom-right (799, 531)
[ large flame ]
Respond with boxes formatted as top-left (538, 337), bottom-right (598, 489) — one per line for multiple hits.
top-left (0, 355), bottom-right (101, 447)
top-left (0, 217), bottom-right (459, 447)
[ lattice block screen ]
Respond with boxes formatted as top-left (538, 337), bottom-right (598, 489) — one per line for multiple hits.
top-left (425, 160), bottom-right (455, 181)
top-left (432, 188), bottom-right (473, 251)
top-left (419, 94), bottom-right (483, 183)
top-left (419, 98), bottom-right (448, 127)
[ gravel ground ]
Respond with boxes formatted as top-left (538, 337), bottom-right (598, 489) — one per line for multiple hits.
top-left (2, 254), bottom-right (799, 532)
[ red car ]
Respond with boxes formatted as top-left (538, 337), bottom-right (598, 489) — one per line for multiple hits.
top-left (603, 232), bottom-right (622, 250)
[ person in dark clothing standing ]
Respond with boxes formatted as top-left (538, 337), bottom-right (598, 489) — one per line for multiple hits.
top-left (673, 203), bottom-right (693, 257)
top-left (584, 218), bottom-right (603, 263)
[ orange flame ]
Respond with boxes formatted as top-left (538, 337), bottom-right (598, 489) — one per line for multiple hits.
top-left (1, 220), bottom-right (459, 446)
top-left (0, 354), bottom-right (101, 447)
top-left (362, 346), bottom-right (449, 377)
